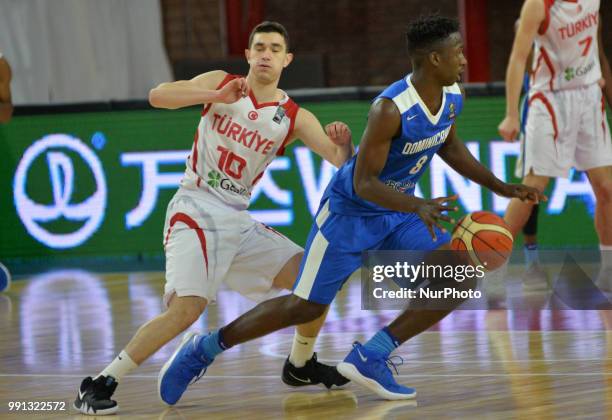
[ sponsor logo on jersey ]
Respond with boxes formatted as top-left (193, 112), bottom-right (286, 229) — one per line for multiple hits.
top-left (385, 179), bottom-right (416, 193)
top-left (207, 169), bottom-right (249, 197)
top-left (402, 125), bottom-right (452, 155)
top-left (207, 170), bottom-right (222, 187)
top-left (248, 111), bottom-right (258, 121)
top-left (564, 60), bottom-right (596, 82)
top-left (449, 103), bottom-right (456, 119)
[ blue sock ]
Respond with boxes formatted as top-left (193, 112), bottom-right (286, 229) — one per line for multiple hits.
top-left (363, 327), bottom-right (400, 358)
top-left (524, 244), bottom-right (539, 267)
top-left (196, 329), bottom-right (230, 360)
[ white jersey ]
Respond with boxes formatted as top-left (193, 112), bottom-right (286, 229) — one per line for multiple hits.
top-left (180, 74), bottom-right (299, 210)
top-left (531, 0), bottom-right (601, 92)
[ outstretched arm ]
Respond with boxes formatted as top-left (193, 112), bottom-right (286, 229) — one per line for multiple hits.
top-left (499, 0), bottom-right (545, 141)
top-left (148, 70), bottom-right (248, 110)
top-left (437, 125), bottom-right (545, 202)
top-left (291, 108), bottom-right (354, 168)
top-left (0, 56), bottom-right (13, 123)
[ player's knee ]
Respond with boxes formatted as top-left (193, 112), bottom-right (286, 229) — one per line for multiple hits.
top-left (522, 173), bottom-right (548, 192)
top-left (168, 299), bottom-right (206, 328)
top-left (591, 178), bottom-right (612, 204)
top-left (284, 295), bottom-right (326, 324)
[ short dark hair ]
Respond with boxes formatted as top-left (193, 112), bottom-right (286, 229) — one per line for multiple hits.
top-left (248, 21), bottom-right (290, 51)
top-left (406, 14), bottom-right (460, 56)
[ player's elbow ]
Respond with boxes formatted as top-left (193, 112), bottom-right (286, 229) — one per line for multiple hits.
top-left (353, 177), bottom-right (374, 200)
top-left (148, 88), bottom-right (165, 109)
top-left (149, 85), bottom-right (176, 109)
top-left (284, 295), bottom-right (326, 324)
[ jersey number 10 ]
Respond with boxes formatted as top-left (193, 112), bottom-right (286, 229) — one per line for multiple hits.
top-left (217, 145), bottom-right (247, 179)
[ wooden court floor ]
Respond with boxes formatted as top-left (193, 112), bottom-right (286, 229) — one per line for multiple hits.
top-left (1, 269), bottom-right (612, 419)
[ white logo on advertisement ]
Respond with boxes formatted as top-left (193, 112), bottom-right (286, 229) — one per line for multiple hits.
top-left (121, 151), bottom-right (188, 228)
top-left (13, 134), bottom-right (107, 248)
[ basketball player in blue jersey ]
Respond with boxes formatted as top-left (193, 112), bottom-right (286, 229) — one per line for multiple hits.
top-left (160, 15), bottom-right (544, 404)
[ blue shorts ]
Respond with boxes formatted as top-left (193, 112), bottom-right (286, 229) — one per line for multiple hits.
top-left (292, 199), bottom-right (450, 304)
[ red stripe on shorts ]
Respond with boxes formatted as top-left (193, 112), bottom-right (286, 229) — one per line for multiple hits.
top-left (529, 92), bottom-right (559, 144)
top-left (165, 212), bottom-right (209, 274)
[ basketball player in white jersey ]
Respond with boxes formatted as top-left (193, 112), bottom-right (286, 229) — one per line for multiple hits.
top-left (499, 0), bottom-right (612, 287)
top-left (74, 21), bottom-right (353, 415)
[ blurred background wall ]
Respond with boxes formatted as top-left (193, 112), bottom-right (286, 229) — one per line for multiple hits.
top-left (2, 0), bottom-right (611, 104)
top-left (0, 0), bottom-right (172, 104)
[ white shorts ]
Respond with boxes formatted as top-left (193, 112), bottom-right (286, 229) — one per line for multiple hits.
top-left (162, 189), bottom-right (303, 306)
top-left (521, 83), bottom-right (612, 178)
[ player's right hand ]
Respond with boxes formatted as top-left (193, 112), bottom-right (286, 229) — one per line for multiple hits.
top-left (416, 195), bottom-right (459, 242)
top-left (498, 115), bottom-right (520, 142)
top-left (217, 77), bottom-right (249, 104)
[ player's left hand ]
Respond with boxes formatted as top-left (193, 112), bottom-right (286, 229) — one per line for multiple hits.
top-left (325, 121), bottom-right (352, 146)
top-left (498, 183), bottom-right (547, 203)
top-left (498, 115), bottom-right (520, 142)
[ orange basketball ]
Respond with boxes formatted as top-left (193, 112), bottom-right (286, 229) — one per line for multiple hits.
top-left (450, 211), bottom-right (514, 271)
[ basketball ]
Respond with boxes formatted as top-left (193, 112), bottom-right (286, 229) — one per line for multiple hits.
top-left (450, 211), bottom-right (514, 271)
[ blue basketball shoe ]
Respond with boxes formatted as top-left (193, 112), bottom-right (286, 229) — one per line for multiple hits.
top-left (337, 342), bottom-right (416, 400)
top-left (158, 331), bottom-right (213, 405)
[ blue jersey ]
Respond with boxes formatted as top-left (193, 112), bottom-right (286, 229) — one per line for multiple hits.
top-left (328, 74), bottom-right (463, 216)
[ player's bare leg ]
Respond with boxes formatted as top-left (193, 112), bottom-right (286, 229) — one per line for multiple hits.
top-left (504, 171), bottom-right (549, 237)
top-left (335, 244), bottom-right (474, 400)
top-left (355, 244), bottom-right (461, 347)
top-left (519, 204), bottom-right (549, 289)
top-left (124, 295), bottom-right (208, 364)
top-left (271, 252), bottom-right (332, 346)
top-left (74, 295), bottom-right (207, 415)
top-left (158, 293), bottom-right (328, 405)
top-left (586, 166), bottom-right (612, 245)
top-left (270, 251), bottom-right (348, 387)
top-left (587, 165), bottom-right (612, 289)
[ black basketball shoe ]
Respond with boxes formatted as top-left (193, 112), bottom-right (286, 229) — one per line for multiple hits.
top-left (282, 353), bottom-right (350, 389)
top-left (74, 375), bottom-right (118, 415)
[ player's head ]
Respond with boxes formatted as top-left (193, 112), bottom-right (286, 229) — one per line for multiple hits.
top-left (406, 15), bottom-right (466, 85)
top-left (246, 21), bottom-right (293, 84)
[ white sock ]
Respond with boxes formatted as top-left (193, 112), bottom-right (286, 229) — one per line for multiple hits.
top-left (97, 350), bottom-right (138, 382)
top-left (289, 332), bottom-right (316, 368)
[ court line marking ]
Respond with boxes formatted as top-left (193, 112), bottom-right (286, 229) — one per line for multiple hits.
top-left (1, 373), bottom-right (612, 379)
